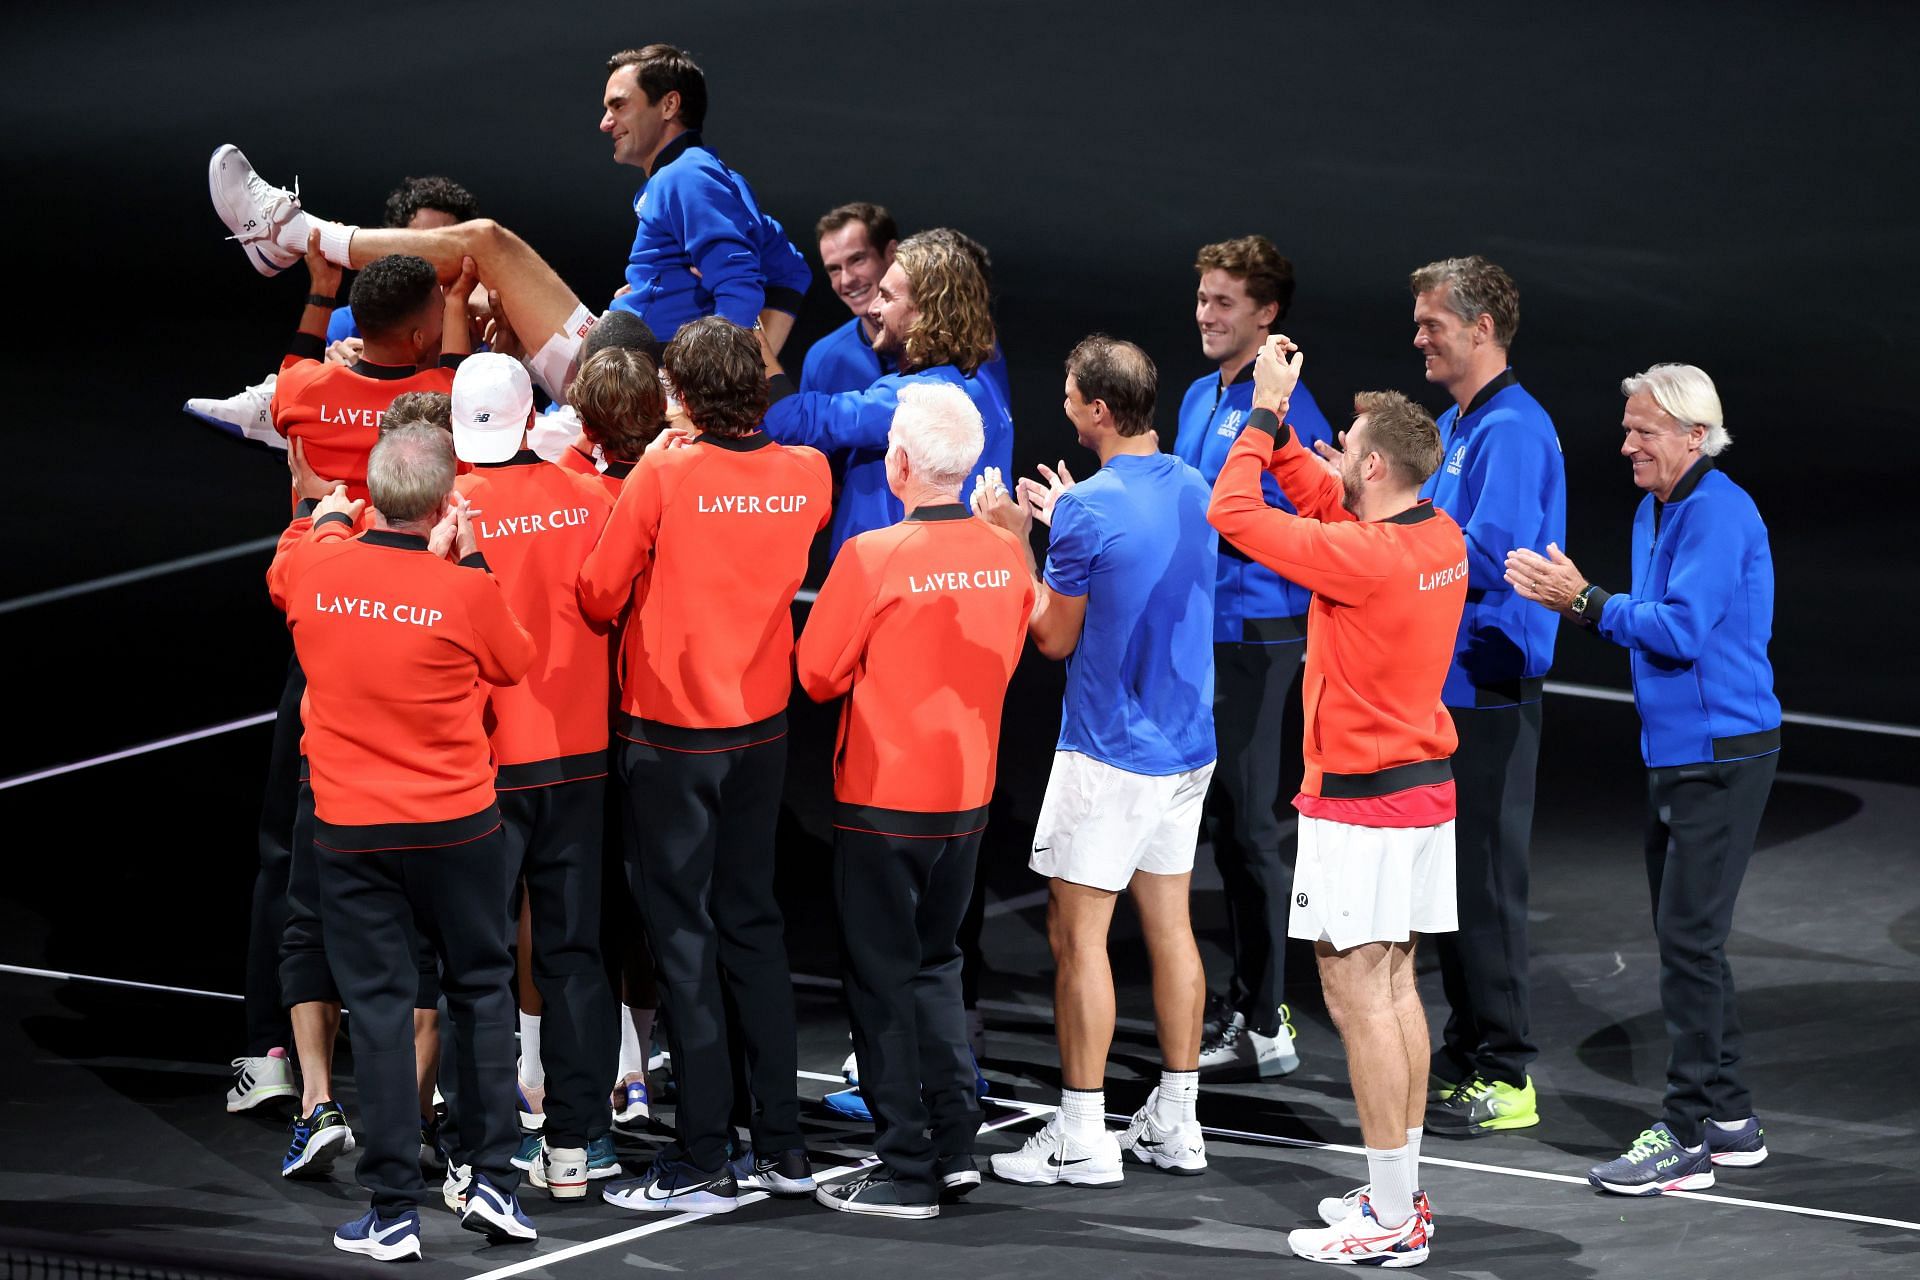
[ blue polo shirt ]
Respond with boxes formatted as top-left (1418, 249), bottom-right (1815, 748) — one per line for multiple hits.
top-left (1590, 458), bottom-right (1780, 768)
top-left (1173, 363), bottom-right (1334, 643)
top-left (1045, 451), bottom-right (1217, 776)
top-left (1419, 369), bottom-right (1567, 707)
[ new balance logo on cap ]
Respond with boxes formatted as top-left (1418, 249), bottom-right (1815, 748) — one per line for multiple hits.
top-left (475, 412), bottom-right (492, 423)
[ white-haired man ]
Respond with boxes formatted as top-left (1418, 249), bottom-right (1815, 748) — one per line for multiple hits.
top-left (1507, 364), bottom-right (1778, 1196)
top-left (795, 383), bottom-right (1034, 1218)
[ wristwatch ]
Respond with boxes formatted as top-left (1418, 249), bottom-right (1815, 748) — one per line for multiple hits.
top-left (1569, 584), bottom-right (1597, 619)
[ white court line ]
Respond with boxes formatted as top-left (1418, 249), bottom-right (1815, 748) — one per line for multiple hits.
top-left (0, 536), bottom-right (281, 615)
top-left (6, 962), bottom-right (1918, 1235)
top-left (0, 711), bottom-right (278, 792)
top-left (469, 1106), bottom-right (1038, 1280)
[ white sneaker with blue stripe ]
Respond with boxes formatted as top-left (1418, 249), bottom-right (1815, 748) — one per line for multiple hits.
top-left (460, 1173), bottom-right (538, 1243)
top-left (333, 1207), bottom-right (422, 1262)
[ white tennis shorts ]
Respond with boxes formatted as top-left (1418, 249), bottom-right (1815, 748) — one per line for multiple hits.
top-left (1029, 751), bottom-right (1215, 892)
top-left (528, 303), bottom-right (599, 404)
top-left (1288, 815), bottom-right (1458, 951)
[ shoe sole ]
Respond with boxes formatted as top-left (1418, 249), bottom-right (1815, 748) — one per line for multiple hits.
top-left (1428, 1111), bottom-right (1539, 1136)
top-left (1291, 1242), bottom-right (1429, 1268)
top-left (989, 1165), bottom-right (1124, 1187)
top-left (1125, 1148), bottom-right (1207, 1176)
top-left (813, 1187), bottom-right (939, 1218)
top-left (740, 1175), bottom-right (817, 1196)
top-left (333, 1234), bottom-right (421, 1262)
top-left (1588, 1169), bottom-right (1715, 1196)
top-left (283, 1124), bottom-right (353, 1178)
top-left (1709, 1149), bottom-right (1767, 1167)
top-left (461, 1209), bottom-right (538, 1244)
top-left (940, 1171), bottom-right (982, 1198)
top-left (227, 1083), bottom-right (298, 1113)
top-left (602, 1189), bottom-right (738, 1214)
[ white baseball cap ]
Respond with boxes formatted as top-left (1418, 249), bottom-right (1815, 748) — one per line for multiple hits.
top-left (451, 352), bottom-right (533, 464)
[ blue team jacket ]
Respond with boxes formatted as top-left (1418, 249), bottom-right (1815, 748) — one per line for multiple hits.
top-left (1420, 370), bottom-right (1567, 707)
top-left (799, 314), bottom-right (1011, 404)
top-left (1591, 459), bottom-right (1780, 768)
top-left (764, 365), bottom-right (1014, 555)
top-left (1173, 365), bottom-right (1334, 642)
top-left (610, 131), bottom-right (810, 340)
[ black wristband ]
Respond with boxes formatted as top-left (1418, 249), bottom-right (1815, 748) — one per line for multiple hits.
top-left (307, 293), bottom-right (339, 309)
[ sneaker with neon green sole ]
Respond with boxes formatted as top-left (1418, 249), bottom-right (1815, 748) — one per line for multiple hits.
top-left (1426, 1074), bottom-right (1539, 1136)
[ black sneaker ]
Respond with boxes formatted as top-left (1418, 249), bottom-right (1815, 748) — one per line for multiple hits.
top-left (728, 1144), bottom-right (816, 1195)
top-left (814, 1170), bottom-right (939, 1219)
top-left (1201, 990), bottom-right (1235, 1040)
top-left (937, 1153), bottom-right (982, 1198)
top-left (603, 1155), bottom-right (738, 1214)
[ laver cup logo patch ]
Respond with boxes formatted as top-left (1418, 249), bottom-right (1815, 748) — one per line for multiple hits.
top-left (908, 569), bottom-right (1016, 594)
top-left (695, 493), bottom-right (810, 514)
top-left (314, 594), bottom-right (444, 628)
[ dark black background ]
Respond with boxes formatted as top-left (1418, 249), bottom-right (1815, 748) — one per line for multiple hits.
top-left (3, 1), bottom-right (1914, 792)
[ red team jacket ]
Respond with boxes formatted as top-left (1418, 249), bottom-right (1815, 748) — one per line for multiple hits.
top-left (795, 504), bottom-right (1034, 835)
top-left (577, 431), bottom-right (832, 748)
top-left (271, 334), bottom-right (461, 501)
top-left (268, 511), bottom-right (535, 849)
top-left (455, 451), bottom-right (615, 788)
top-left (1208, 408), bottom-right (1469, 828)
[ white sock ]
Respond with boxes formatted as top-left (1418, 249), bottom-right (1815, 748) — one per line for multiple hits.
top-left (1060, 1089), bottom-right (1106, 1141)
top-left (1365, 1144), bottom-right (1415, 1228)
top-left (1154, 1070), bottom-right (1199, 1127)
top-left (313, 219), bottom-right (357, 268)
top-left (1406, 1125), bottom-right (1423, 1186)
top-left (517, 1013), bottom-right (544, 1089)
top-left (618, 1006), bottom-right (654, 1081)
top-left (1708, 1117), bottom-right (1749, 1131)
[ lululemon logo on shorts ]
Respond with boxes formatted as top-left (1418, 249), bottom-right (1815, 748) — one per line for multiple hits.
top-left (1296, 892), bottom-right (1309, 908)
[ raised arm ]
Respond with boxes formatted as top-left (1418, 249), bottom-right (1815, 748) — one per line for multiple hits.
top-left (1208, 415), bottom-right (1385, 607)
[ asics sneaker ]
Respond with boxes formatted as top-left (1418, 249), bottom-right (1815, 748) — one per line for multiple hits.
top-left (1318, 1187), bottom-right (1435, 1238)
top-left (728, 1144), bottom-right (816, 1196)
top-left (461, 1173), bottom-right (538, 1243)
top-left (1197, 1008), bottom-right (1300, 1079)
top-left (823, 1086), bottom-right (873, 1122)
top-left (185, 377), bottom-right (284, 450)
top-left (989, 1112), bottom-right (1123, 1187)
top-left (516, 1071), bottom-right (546, 1130)
top-left (225, 1050), bottom-right (297, 1112)
top-left (814, 1169), bottom-right (939, 1219)
top-left (333, 1206), bottom-right (422, 1262)
top-left (585, 1132), bottom-right (624, 1180)
top-left (1707, 1116), bottom-right (1768, 1167)
top-left (207, 144), bottom-right (308, 276)
top-left (1119, 1089), bottom-right (1207, 1175)
top-left (282, 1101), bottom-right (354, 1178)
top-left (1287, 1196), bottom-right (1431, 1267)
top-left (1587, 1123), bottom-right (1715, 1196)
top-left (603, 1155), bottom-right (739, 1214)
top-left (611, 1075), bottom-right (650, 1126)
top-left (1426, 1074), bottom-right (1539, 1136)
